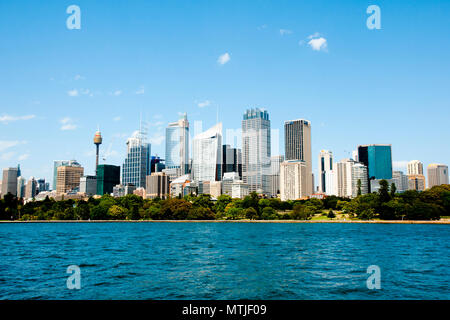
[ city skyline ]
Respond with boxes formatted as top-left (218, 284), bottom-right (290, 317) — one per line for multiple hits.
top-left (1, 1), bottom-right (449, 184)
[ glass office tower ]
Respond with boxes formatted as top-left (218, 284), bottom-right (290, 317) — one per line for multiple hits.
top-left (357, 144), bottom-right (393, 180)
top-left (97, 164), bottom-right (120, 195)
top-left (122, 131), bottom-right (151, 189)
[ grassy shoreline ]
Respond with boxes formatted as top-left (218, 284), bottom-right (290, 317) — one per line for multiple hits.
top-left (1, 219), bottom-right (449, 224)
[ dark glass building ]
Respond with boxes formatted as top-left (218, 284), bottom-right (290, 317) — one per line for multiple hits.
top-left (357, 144), bottom-right (393, 180)
top-left (97, 164), bottom-right (120, 195)
top-left (222, 145), bottom-right (242, 179)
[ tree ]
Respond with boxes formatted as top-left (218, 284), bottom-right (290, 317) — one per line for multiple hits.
top-left (378, 179), bottom-right (390, 203)
top-left (261, 207), bottom-right (279, 220)
top-left (327, 209), bottom-right (336, 219)
top-left (108, 205), bottom-right (127, 220)
top-left (214, 195), bottom-right (232, 213)
top-left (390, 183), bottom-right (397, 198)
top-left (245, 207), bottom-right (259, 220)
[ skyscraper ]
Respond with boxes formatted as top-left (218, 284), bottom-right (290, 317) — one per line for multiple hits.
top-left (242, 108), bottom-right (271, 194)
top-left (269, 155), bottom-right (284, 197)
top-left (357, 144), bottom-right (393, 180)
top-left (318, 150), bottom-right (333, 194)
top-left (335, 159), bottom-right (355, 198)
top-left (53, 160), bottom-right (81, 190)
top-left (165, 113), bottom-right (189, 176)
top-left (351, 163), bottom-right (369, 197)
top-left (96, 164), bottom-right (120, 195)
top-left (25, 177), bottom-right (37, 199)
top-left (192, 123), bottom-right (222, 182)
top-left (222, 145), bottom-right (242, 179)
top-left (17, 176), bottom-right (26, 198)
top-left (407, 160), bottom-right (423, 175)
top-left (122, 130), bottom-right (151, 189)
top-left (284, 119), bottom-right (312, 196)
top-left (56, 165), bottom-right (84, 194)
top-left (1, 167), bottom-right (18, 197)
top-left (280, 160), bottom-right (308, 201)
top-left (427, 164), bottom-right (449, 188)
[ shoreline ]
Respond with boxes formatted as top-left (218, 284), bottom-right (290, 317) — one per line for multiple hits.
top-left (0, 219), bottom-right (449, 224)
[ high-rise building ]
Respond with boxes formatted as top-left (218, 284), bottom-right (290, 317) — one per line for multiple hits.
top-left (280, 160), bottom-right (309, 201)
top-left (56, 165), bottom-right (84, 194)
top-left (392, 171), bottom-right (409, 193)
top-left (407, 160), bottom-right (423, 176)
top-left (222, 145), bottom-right (242, 179)
top-left (122, 130), bottom-right (151, 189)
top-left (1, 167), bottom-right (18, 197)
top-left (269, 155), bottom-right (284, 197)
top-left (351, 163), bottom-right (369, 197)
top-left (17, 176), bottom-right (26, 198)
top-left (192, 123), bottom-right (222, 182)
top-left (318, 150), bottom-right (333, 194)
top-left (242, 108), bottom-right (271, 194)
top-left (284, 119), bottom-right (313, 195)
top-left (408, 175), bottom-right (426, 192)
top-left (53, 160), bottom-right (81, 190)
top-left (334, 159), bottom-right (355, 198)
top-left (427, 164), bottom-right (449, 188)
top-left (37, 179), bottom-right (47, 193)
top-left (80, 176), bottom-right (97, 196)
top-left (165, 113), bottom-right (189, 175)
top-left (96, 164), bottom-right (120, 195)
top-left (146, 172), bottom-right (170, 199)
top-left (357, 144), bottom-right (392, 192)
top-left (25, 177), bottom-right (37, 199)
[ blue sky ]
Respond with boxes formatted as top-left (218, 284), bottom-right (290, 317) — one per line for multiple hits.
top-left (0, 0), bottom-right (449, 185)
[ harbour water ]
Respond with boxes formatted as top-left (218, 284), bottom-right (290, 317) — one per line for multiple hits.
top-left (0, 222), bottom-right (448, 299)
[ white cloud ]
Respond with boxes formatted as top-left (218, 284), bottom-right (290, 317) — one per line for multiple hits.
top-left (0, 114), bottom-right (36, 124)
top-left (74, 74), bottom-right (85, 80)
top-left (198, 100), bottom-right (211, 108)
top-left (112, 90), bottom-right (122, 96)
top-left (1, 152), bottom-right (15, 161)
top-left (113, 116), bottom-right (121, 122)
top-left (280, 29), bottom-right (293, 36)
top-left (60, 117), bottom-right (77, 131)
top-left (217, 53), bottom-right (231, 65)
top-left (67, 89), bottom-right (79, 97)
top-left (0, 140), bottom-right (26, 152)
top-left (135, 86), bottom-right (145, 95)
top-left (18, 154), bottom-right (29, 161)
top-left (308, 36), bottom-right (328, 52)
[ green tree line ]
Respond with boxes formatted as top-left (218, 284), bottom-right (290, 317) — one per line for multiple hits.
top-left (1, 181), bottom-right (449, 221)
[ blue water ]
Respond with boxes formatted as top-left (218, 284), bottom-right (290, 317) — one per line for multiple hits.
top-left (0, 222), bottom-right (448, 300)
